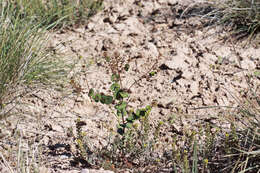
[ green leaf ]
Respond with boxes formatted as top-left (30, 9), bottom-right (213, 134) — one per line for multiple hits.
top-left (254, 70), bottom-right (260, 77)
top-left (146, 105), bottom-right (152, 111)
top-left (122, 109), bottom-right (127, 116)
top-left (117, 110), bottom-right (122, 117)
top-left (105, 96), bottom-right (113, 104)
top-left (133, 112), bottom-right (139, 119)
top-left (115, 101), bottom-right (127, 110)
top-left (126, 122), bottom-right (132, 128)
top-left (124, 64), bottom-right (130, 71)
top-left (100, 95), bottom-right (113, 104)
top-left (114, 91), bottom-right (119, 100)
top-left (149, 71), bottom-right (156, 77)
top-left (145, 105), bottom-right (152, 115)
top-left (88, 88), bottom-right (94, 97)
top-left (135, 109), bottom-right (140, 116)
top-left (119, 91), bottom-right (129, 98)
top-left (115, 90), bottom-right (125, 100)
top-left (127, 115), bottom-right (134, 122)
top-left (110, 83), bottom-right (120, 92)
top-left (133, 110), bottom-right (142, 119)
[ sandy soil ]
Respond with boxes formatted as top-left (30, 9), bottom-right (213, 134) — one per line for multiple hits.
top-left (0, 0), bottom-right (259, 172)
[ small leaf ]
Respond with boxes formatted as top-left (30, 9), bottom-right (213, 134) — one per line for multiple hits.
top-left (254, 70), bottom-right (260, 77)
top-left (119, 91), bottom-right (129, 98)
top-left (122, 109), bottom-right (127, 116)
top-left (114, 91), bottom-right (119, 100)
top-left (115, 90), bottom-right (125, 100)
top-left (117, 110), bottom-right (122, 117)
top-left (100, 95), bottom-right (113, 104)
top-left (135, 109), bottom-right (140, 116)
top-left (127, 115), bottom-right (134, 122)
top-left (146, 105), bottom-right (152, 110)
top-left (149, 71), bottom-right (156, 77)
top-left (126, 122), bottom-right (132, 128)
top-left (146, 105), bottom-right (152, 114)
top-left (133, 113), bottom-right (139, 119)
top-left (110, 83), bottom-right (120, 92)
top-left (104, 95), bottom-right (113, 104)
top-left (115, 101), bottom-right (127, 110)
top-left (124, 64), bottom-right (130, 71)
top-left (88, 88), bottom-right (94, 97)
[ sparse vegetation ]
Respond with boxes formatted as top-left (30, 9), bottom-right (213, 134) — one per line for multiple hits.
top-left (0, 0), bottom-right (103, 117)
top-left (0, 0), bottom-right (259, 172)
top-left (213, 0), bottom-right (260, 40)
top-left (72, 52), bottom-right (260, 172)
top-left (0, 0), bottom-right (103, 171)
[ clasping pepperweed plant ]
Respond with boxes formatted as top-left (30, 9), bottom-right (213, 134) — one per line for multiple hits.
top-left (88, 52), bottom-right (152, 136)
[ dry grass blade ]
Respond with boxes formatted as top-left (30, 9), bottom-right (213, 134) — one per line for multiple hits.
top-left (0, 152), bottom-right (14, 173)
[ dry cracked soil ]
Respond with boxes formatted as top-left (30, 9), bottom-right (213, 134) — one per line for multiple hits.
top-left (0, 0), bottom-right (260, 172)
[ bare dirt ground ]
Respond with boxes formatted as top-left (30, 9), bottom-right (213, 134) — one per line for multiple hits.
top-left (1, 0), bottom-right (260, 172)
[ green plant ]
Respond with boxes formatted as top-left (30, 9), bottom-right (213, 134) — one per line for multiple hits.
top-left (88, 58), bottom-right (152, 136)
top-left (73, 53), bottom-right (166, 170)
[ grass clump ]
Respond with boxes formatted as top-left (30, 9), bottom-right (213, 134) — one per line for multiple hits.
top-left (0, 0), bottom-right (103, 171)
top-left (213, 0), bottom-right (260, 40)
top-left (0, 0), bottom-right (103, 116)
top-left (1, 0), bottom-right (103, 29)
top-left (0, 2), bottom-right (46, 112)
top-left (222, 88), bottom-right (260, 172)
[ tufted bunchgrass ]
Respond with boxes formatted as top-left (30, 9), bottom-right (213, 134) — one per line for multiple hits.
top-left (211, 0), bottom-right (260, 41)
top-left (0, 0), bottom-right (103, 117)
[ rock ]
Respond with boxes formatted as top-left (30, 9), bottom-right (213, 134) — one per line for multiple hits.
top-left (51, 124), bottom-right (64, 133)
top-left (163, 58), bottom-right (189, 70)
top-left (147, 42), bottom-right (159, 57)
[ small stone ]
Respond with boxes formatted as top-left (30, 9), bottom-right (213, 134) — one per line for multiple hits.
top-left (164, 58), bottom-right (188, 70)
top-left (51, 124), bottom-right (64, 133)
